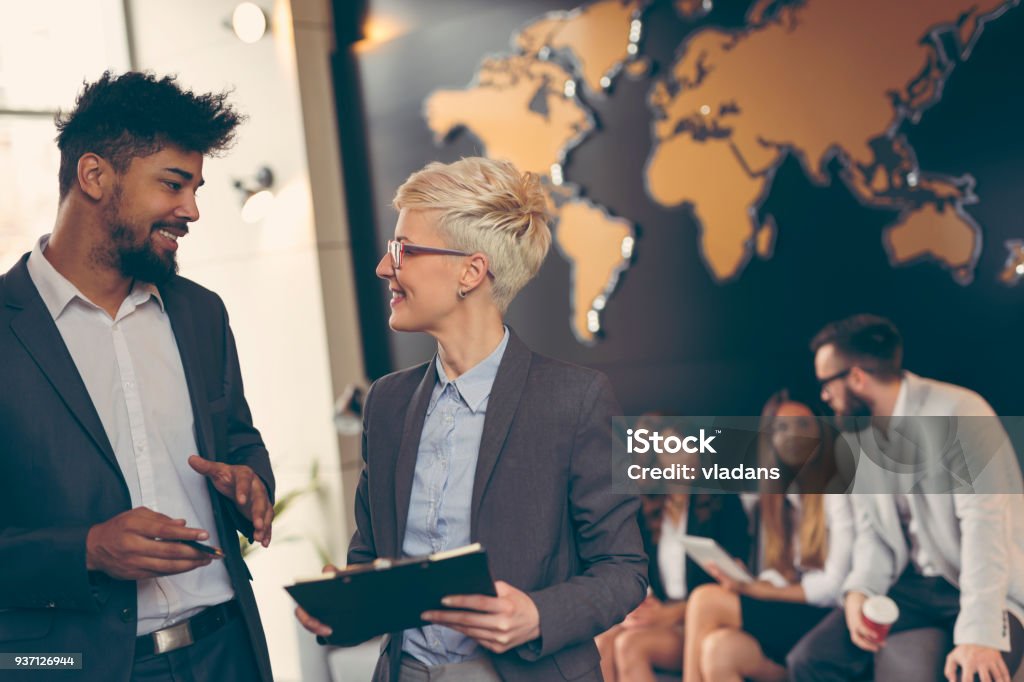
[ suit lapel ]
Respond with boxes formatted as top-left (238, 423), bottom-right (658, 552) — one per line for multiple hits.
top-left (470, 330), bottom-right (530, 538)
top-left (161, 281), bottom-right (216, 461)
top-left (6, 257), bottom-right (123, 479)
top-left (393, 363), bottom-right (437, 554)
top-left (902, 372), bottom-right (926, 414)
top-left (876, 495), bottom-right (908, 570)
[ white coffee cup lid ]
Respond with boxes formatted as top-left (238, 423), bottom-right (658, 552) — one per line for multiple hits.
top-left (863, 595), bottom-right (899, 625)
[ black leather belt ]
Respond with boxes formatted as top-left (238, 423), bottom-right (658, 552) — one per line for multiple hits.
top-left (135, 600), bottom-right (241, 658)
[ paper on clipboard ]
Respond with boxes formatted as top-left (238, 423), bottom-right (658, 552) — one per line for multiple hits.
top-left (286, 543), bottom-right (495, 646)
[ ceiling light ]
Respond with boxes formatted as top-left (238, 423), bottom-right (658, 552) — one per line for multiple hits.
top-left (232, 3), bottom-right (268, 43)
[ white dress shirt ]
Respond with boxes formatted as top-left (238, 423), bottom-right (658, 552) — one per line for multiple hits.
top-left (657, 509), bottom-right (689, 600)
top-left (27, 236), bottom-right (234, 635)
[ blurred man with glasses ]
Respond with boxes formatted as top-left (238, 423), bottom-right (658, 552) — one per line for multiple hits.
top-left (786, 314), bottom-right (1024, 682)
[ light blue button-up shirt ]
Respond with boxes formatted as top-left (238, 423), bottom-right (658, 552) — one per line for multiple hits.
top-left (401, 327), bottom-right (509, 665)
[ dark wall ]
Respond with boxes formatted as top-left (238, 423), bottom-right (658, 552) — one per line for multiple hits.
top-left (332, 0), bottom-right (1024, 416)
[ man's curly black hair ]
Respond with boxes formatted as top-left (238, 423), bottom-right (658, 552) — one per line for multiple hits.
top-left (54, 71), bottom-right (244, 199)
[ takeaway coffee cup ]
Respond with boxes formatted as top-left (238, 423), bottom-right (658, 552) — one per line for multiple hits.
top-left (861, 595), bottom-right (899, 642)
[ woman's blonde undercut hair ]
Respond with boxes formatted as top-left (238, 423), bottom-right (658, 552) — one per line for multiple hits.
top-left (393, 157), bottom-right (552, 312)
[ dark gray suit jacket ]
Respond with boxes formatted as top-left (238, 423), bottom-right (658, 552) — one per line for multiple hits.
top-left (0, 254), bottom-right (274, 682)
top-left (348, 329), bottom-right (648, 682)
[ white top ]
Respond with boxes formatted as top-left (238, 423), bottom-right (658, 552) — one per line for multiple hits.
top-left (27, 236), bottom-right (234, 636)
top-left (757, 494), bottom-right (855, 607)
top-left (658, 509), bottom-right (689, 600)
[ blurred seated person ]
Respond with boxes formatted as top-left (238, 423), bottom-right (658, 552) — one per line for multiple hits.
top-left (682, 391), bottom-right (854, 682)
top-left (789, 314), bottom-right (1024, 682)
top-left (596, 421), bottom-right (750, 682)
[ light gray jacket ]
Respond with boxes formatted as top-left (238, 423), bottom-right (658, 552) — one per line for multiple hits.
top-left (842, 373), bottom-right (1024, 651)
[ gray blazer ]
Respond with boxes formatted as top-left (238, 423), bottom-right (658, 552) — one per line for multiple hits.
top-left (348, 329), bottom-right (648, 682)
top-left (842, 373), bottom-right (1024, 651)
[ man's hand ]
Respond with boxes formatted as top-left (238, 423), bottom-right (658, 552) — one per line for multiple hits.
top-left (844, 591), bottom-right (883, 653)
top-left (944, 644), bottom-right (1011, 682)
top-left (188, 456), bottom-right (273, 547)
top-left (421, 580), bottom-right (541, 654)
top-left (295, 564), bottom-right (342, 638)
top-left (86, 507), bottom-right (217, 580)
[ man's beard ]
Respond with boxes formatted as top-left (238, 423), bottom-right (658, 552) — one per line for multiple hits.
top-left (111, 223), bottom-right (178, 284)
top-left (832, 386), bottom-right (873, 433)
top-left (102, 186), bottom-right (179, 284)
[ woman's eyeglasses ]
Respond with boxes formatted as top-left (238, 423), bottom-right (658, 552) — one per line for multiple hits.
top-left (386, 240), bottom-right (494, 278)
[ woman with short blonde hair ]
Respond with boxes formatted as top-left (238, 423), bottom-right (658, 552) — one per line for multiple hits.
top-left (297, 157), bottom-right (647, 682)
top-left (392, 157), bottom-right (551, 313)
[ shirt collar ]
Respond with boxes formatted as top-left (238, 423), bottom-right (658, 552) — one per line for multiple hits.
top-left (134, 281), bottom-right (165, 312)
top-left (26, 234), bottom-right (164, 320)
top-left (891, 373), bottom-right (910, 418)
top-left (427, 326), bottom-right (510, 415)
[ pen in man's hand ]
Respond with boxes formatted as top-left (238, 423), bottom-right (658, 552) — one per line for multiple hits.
top-left (169, 538), bottom-right (225, 558)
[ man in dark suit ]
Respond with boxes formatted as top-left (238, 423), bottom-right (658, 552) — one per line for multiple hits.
top-left (0, 72), bottom-right (275, 681)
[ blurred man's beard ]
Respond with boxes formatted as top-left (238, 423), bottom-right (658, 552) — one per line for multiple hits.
top-left (833, 387), bottom-right (872, 432)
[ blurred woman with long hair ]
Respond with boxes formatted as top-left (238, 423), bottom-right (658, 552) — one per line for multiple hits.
top-left (681, 390), bottom-right (854, 682)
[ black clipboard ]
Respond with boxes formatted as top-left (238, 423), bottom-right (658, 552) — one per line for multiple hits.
top-left (286, 543), bottom-right (496, 646)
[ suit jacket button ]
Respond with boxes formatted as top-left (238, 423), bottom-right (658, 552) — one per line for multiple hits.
top-left (46, 601), bottom-right (56, 608)
top-left (120, 608), bottom-right (133, 622)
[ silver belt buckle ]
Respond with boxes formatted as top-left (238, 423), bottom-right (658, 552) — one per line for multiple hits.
top-left (152, 621), bottom-right (195, 654)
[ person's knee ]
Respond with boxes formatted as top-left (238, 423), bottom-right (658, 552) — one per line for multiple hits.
top-left (785, 632), bottom-right (815, 674)
top-left (787, 609), bottom-right (845, 673)
top-left (687, 583), bottom-right (729, 622)
top-left (700, 629), bottom-right (739, 678)
top-left (614, 628), bottom-right (654, 669)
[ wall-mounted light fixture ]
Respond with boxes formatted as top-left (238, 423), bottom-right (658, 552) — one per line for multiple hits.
top-left (333, 383), bottom-right (365, 437)
top-left (998, 240), bottom-right (1024, 286)
top-left (233, 166), bottom-right (275, 224)
top-left (354, 13), bottom-right (408, 52)
top-left (230, 2), bottom-right (268, 43)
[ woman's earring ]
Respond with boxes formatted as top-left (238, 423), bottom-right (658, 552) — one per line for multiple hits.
top-left (457, 288), bottom-right (467, 299)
